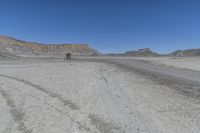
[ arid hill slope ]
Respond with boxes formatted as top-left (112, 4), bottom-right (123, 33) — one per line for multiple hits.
top-left (0, 36), bottom-right (100, 58)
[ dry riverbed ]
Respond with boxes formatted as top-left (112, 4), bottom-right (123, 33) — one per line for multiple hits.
top-left (0, 60), bottom-right (200, 133)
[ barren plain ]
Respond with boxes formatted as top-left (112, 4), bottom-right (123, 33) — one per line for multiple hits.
top-left (135, 56), bottom-right (200, 72)
top-left (0, 58), bottom-right (200, 133)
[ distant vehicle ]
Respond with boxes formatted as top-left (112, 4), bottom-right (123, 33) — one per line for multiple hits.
top-left (65, 53), bottom-right (71, 60)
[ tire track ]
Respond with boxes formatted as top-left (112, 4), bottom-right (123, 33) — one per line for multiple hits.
top-left (89, 114), bottom-right (123, 133)
top-left (0, 74), bottom-right (79, 110)
top-left (0, 74), bottom-right (94, 132)
top-left (0, 89), bottom-right (32, 133)
top-left (0, 74), bottom-right (124, 133)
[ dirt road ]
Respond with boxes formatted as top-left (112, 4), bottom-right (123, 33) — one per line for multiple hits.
top-left (0, 59), bottom-right (200, 133)
top-left (77, 57), bottom-right (200, 99)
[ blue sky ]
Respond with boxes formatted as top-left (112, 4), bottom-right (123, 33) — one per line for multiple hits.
top-left (0, 0), bottom-right (200, 54)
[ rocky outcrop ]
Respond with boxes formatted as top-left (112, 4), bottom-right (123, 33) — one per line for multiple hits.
top-left (170, 49), bottom-right (200, 57)
top-left (0, 36), bottom-right (100, 58)
top-left (107, 48), bottom-right (200, 57)
top-left (106, 48), bottom-right (159, 57)
top-left (124, 48), bottom-right (158, 56)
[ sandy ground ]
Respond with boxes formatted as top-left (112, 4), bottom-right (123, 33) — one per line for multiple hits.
top-left (135, 57), bottom-right (200, 72)
top-left (0, 60), bottom-right (200, 133)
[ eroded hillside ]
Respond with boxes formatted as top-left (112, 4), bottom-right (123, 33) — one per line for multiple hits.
top-left (0, 36), bottom-right (100, 58)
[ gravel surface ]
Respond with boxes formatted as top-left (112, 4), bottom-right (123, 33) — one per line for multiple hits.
top-left (0, 59), bottom-right (200, 133)
top-left (133, 57), bottom-right (200, 72)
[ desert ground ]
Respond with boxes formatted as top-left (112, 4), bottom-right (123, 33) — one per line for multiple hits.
top-left (0, 57), bottom-right (200, 133)
top-left (134, 56), bottom-right (200, 72)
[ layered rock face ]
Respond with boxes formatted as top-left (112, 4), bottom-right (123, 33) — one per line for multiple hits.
top-left (0, 36), bottom-right (100, 58)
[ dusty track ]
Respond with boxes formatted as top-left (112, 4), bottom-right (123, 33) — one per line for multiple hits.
top-left (76, 57), bottom-right (200, 99)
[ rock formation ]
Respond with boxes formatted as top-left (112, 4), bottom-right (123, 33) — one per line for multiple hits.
top-left (0, 36), bottom-right (100, 58)
top-left (170, 49), bottom-right (200, 56)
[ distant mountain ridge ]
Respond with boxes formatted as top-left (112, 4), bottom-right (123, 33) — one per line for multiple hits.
top-left (124, 48), bottom-right (159, 56)
top-left (170, 49), bottom-right (200, 57)
top-left (106, 48), bottom-right (200, 57)
top-left (0, 36), bottom-right (100, 58)
top-left (106, 48), bottom-right (159, 57)
top-left (1, 36), bottom-right (200, 59)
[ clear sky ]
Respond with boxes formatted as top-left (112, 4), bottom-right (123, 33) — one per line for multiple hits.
top-left (0, 0), bottom-right (200, 54)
